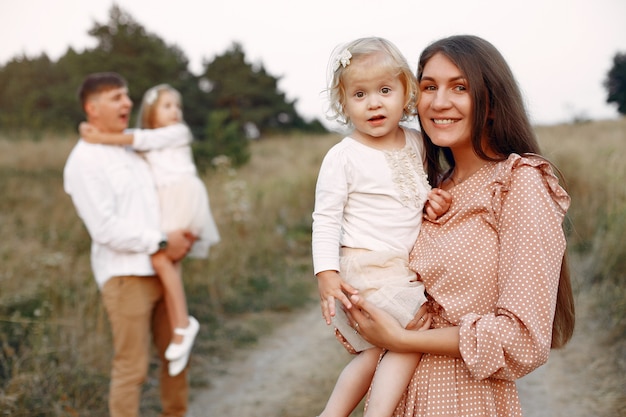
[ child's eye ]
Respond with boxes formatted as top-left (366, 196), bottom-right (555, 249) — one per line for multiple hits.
top-left (355, 91), bottom-right (365, 98)
top-left (381, 87), bottom-right (391, 94)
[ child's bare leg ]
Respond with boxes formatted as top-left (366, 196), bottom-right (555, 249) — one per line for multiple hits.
top-left (151, 252), bottom-right (189, 343)
top-left (319, 347), bottom-right (381, 417)
top-left (363, 352), bottom-right (422, 417)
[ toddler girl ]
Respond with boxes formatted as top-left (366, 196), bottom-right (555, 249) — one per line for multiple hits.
top-left (312, 37), bottom-right (451, 417)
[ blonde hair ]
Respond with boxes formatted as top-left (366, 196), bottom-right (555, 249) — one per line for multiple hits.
top-left (325, 37), bottom-right (418, 125)
top-left (136, 84), bottom-right (182, 129)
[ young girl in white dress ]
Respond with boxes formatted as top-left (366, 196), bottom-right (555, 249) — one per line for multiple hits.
top-left (80, 84), bottom-right (220, 377)
top-left (312, 37), bottom-right (452, 417)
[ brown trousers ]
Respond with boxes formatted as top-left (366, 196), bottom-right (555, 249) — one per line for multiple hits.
top-left (102, 275), bottom-right (189, 417)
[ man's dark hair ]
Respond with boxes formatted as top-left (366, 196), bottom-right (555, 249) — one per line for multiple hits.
top-left (78, 72), bottom-right (127, 111)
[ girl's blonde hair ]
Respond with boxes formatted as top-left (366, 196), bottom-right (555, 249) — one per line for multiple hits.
top-left (136, 84), bottom-right (182, 129)
top-left (325, 37), bottom-right (418, 125)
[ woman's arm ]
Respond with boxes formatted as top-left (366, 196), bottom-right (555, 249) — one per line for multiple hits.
top-left (80, 122), bottom-right (133, 145)
top-left (347, 294), bottom-right (462, 357)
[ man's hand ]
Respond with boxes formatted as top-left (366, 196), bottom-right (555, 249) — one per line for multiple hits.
top-left (164, 229), bottom-right (195, 261)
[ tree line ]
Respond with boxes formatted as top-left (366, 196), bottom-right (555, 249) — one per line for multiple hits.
top-left (0, 5), bottom-right (326, 165)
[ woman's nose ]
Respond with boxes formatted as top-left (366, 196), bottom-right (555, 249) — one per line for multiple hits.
top-left (431, 90), bottom-right (451, 110)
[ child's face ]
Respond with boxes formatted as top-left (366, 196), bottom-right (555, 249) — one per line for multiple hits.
top-left (153, 91), bottom-right (182, 128)
top-left (342, 54), bottom-right (406, 143)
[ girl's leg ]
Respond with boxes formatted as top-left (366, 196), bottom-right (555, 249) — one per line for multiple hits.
top-left (151, 252), bottom-right (189, 339)
top-left (319, 347), bottom-right (381, 417)
top-left (152, 253), bottom-right (199, 376)
top-left (363, 352), bottom-right (422, 417)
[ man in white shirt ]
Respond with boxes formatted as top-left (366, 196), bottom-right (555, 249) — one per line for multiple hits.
top-left (64, 72), bottom-right (194, 417)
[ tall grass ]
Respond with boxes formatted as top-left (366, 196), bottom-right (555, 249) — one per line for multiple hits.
top-left (1, 119), bottom-right (624, 415)
top-left (537, 120), bottom-right (626, 321)
top-left (0, 131), bottom-right (340, 415)
top-left (537, 119), bottom-right (626, 415)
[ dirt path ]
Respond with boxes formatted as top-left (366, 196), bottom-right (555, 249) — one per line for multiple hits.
top-left (188, 306), bottom-right (350, 417)
top-left (188, 296), bottom-right (619, 417)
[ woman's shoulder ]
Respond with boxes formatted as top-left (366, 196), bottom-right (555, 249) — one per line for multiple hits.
top-left (495, 153), bottom-right (556, 181)
top-left (492, 153), bottom-right (570, 213)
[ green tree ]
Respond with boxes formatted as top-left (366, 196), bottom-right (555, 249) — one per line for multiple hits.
top-left (85, 5), bottom-right (195, 120)
top-left (0, 4), bottom-right (325, 141)
top-left (201, 43), bottom-right (311, 136)
top-left (0, 54), bottom-right (60, 130)
top-left (605, 52), bottom-right (626, 115)
top-left (194, 110), bottom-right (250, 170)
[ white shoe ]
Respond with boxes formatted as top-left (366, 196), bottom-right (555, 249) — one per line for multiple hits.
top-left (168, 348), bottom-right (191, 377)
top-left (165, 316), bottom-right (199, 361)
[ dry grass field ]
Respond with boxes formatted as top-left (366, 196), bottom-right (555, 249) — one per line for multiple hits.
top-left (0, 119), bottom-right (624, 416)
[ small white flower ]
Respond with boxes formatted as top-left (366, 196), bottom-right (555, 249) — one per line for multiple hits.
top-left (333, 49), bottom-right (352, 72)
top-left (144, 88), bottom-right (159, 105)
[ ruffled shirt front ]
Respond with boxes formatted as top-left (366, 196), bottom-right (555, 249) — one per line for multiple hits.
top-left (392, 153), bottom-right (570, 417)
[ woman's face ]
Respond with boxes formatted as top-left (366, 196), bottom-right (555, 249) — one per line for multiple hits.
top-left (153, 90), bottom-right (182, 128)
top-left (417, 53), bottom-right (473, 152)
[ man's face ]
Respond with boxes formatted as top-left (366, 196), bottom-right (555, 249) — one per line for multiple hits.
top-left (86, 86), bottom-right (133, 133)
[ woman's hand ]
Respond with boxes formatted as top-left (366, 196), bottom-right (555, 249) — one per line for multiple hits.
top-left (346, 295), bottom-right (431, 352)
top-left (405, 307), bottom-right (432, 331)
top-left (316, 270), bottom-right (358, 325)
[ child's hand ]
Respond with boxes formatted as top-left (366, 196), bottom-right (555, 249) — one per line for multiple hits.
top-left (79, 122), bottom-right (100, 143)
top-left (425, 188), bottom-right (453, 220)
top-left (316, 270), bottom-right (358, 325)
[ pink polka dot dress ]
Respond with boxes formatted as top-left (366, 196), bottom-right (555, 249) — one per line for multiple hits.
top-left (394, 154), bottom-right (570, 417)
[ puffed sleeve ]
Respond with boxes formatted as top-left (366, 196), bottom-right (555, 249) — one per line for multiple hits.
top-left (459, 154), bottom-right (570, 380)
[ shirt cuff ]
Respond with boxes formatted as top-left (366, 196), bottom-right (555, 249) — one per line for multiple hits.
top-left (146, 230), bottom-right (164, 255)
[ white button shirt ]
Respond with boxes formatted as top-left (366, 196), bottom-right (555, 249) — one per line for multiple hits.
top-left (64, 140), bottom-right (162, 288)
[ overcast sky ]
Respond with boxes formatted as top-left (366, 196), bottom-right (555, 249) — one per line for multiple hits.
top-left (2, 0), bottom-right (625, 126)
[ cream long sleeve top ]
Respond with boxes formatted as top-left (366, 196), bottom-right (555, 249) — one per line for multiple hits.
top-left (132, 123), bottom-right (198, 187)
top-left (312, 127), bottom-right (431, 275)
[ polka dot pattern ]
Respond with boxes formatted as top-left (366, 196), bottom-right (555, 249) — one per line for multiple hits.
top-left (393, 154), bottom-right (570, 417)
